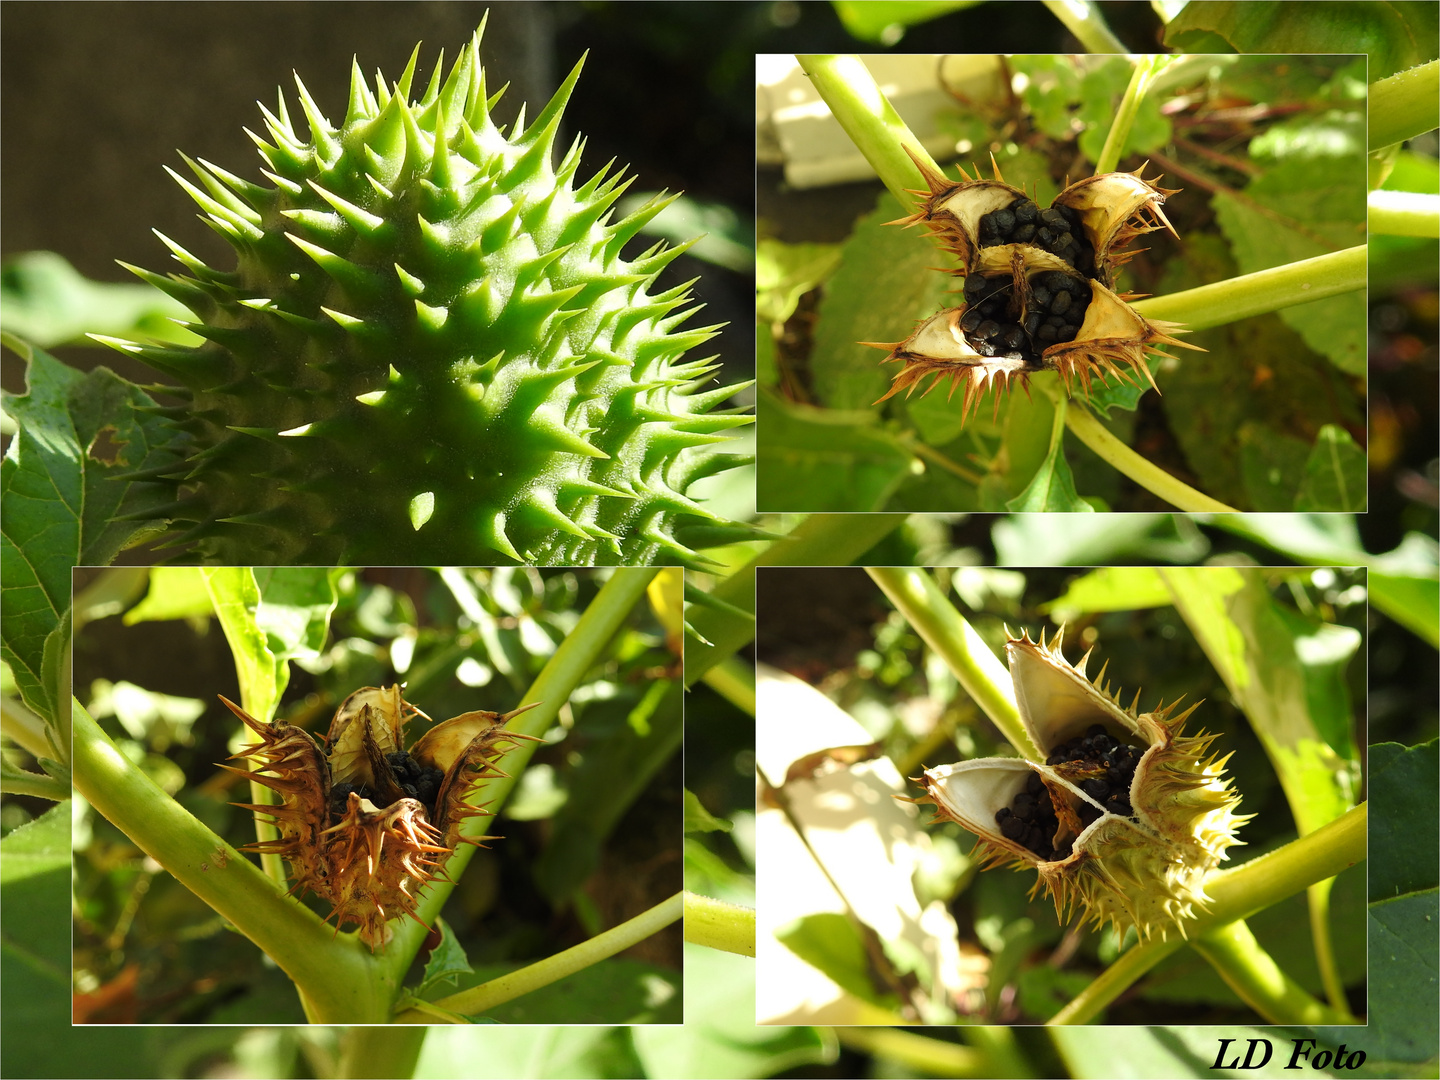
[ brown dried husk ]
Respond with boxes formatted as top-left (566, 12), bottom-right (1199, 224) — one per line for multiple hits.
top-left (873, 150), bottom-right (1201, 419)
top-left (913, 629), bottom-right (1248, 941)
top-left (222, 688), bottom-right (540, 948)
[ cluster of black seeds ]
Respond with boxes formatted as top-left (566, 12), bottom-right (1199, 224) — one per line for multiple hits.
top-left (327, 751), bottom-right (446, 821)
top-left (1047, 723), bottom-right (1142, 826)
top-left (977, 197), bottom-right (1095, 276)
top-left (959, 196), bottom-right (1101, 363)
top-left (994, 770), bottom-right (1072, 862)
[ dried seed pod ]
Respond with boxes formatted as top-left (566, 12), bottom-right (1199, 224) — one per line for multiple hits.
top-left (875, 151), bottom-right (1202, 419)
top-left (222, 687), bottom-right (542, 948)
top-left (914, 629), bottom-right (1247, 941)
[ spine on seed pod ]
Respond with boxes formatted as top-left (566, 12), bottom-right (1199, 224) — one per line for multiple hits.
top-left (867, 150), bottom-right (1202, 419)
top-left (910, 628), bottom-right (1248, 941)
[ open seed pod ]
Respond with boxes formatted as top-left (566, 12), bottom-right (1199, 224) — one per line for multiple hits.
top-left (878, 150), bottom-right (1201, 421)
top-left (222, 686), bottom-right (542, 948)
top-left (914, 628), bottom-right (1247, 941)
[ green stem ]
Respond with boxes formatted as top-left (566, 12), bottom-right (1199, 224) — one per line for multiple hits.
top-left (1132, 245), bottom-right (1367, 330)
top-left (1, 694), bottom-right (53, 760)
top-left (795, 54), bottom-right (933, 209)
top-left (1189, 919), bottom-right (1352, 1025)
top-left (0, 760), bottom-right (68, 800)
top-left (1062, 400), bottom-right (1238, 512)
top-left (685, 514), bottom-right (909, 687)
top-left (1040, 0), bottom-right (1126, 53)
top-left (1050, 802), bottom-right (1367, 1024)
top-left (683, 891), bottom-right (755, 957)
top-left (381, 568), bottom-right (661, 980)
top-left (834, 1028), bottom-right (989, 1078)
top-left (1094, 56), bottom-right (1165, 174)
top-left (400, 891), bottom-right (684, 1021)
top-left (700, 655), bottom-right (756, 716)
top-left (71, 698), bottom-right (395, 1023)
top-left (1369, 59), bottom-right (1440, 150)
top-left (335, 1027), bottom-right (427, 1080)
top-left (865, 567), bottom-right (1036, 760)
top-left (1308, 878), bottom-right (1354, 1018)
top-left (1369, 190), bottom-right (1440, 237)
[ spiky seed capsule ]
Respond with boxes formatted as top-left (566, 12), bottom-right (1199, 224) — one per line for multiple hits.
top-left (870, 152), bottom-right (1201, 420)
top-left (914, 629), bottom-right (1248, 941)
top-left (97, 24), bottom-right (750, 566)
top-left (221, 686), bottom-right (541, 948)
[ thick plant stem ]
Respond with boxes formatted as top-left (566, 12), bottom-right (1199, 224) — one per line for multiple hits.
top-left (1062, 403), bottom-right (1238, 513)
top-left (684, 891), bottom-right (756, 957)
top-left (835, 1028), bottom-right (990, 1078)
top-left (1369, 59), bottom-right (1440, 150)
top-left (796, 54), bottom-right (934, 208)
top-left (1369, 190), bottom-right (1440, 237)
top-left (71, 699), bottom-right (396, 1023)
top-left (336, 1028), bottom-right (427, 1080)
top-left (382, 568), bottom-right (660, 976)
top-left (1094, 55), bottom-right (1166, 174)
top-left (1051, 802), bottom-right (1367, 1024)
top-left (865, 567), bottom-right (1036, 760)
top-left (685, 514), bottom-right (909, 687)
top-left (1133, 246), bottom-right (1366, 330)
top-left (1040, 0), bottom-right (1126, 53)
top-left (400, 891), bottom-right (684, 1021)
top-left (1190, 920), bottom-right (1352, 1025)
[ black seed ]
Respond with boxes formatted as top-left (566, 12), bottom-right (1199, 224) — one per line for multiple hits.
top-left (974, 319), bottom-right (1000, 340)
top-left (1013, 223), bottom-right (1036, 243)
top-left (964, 275), bottom-right (986, 299)
top-left (974, 339), bottom-right (999, 357)
top-left (1001, 815), bottom-right (1026, 840)
top-left (1014, 199), bottom-right (1038, 224)
top-left (1003, 325), bottom-right (1026, 350)
top-left (1026, 772), bottom-right (1045, 795)
top-left (1024, 312), bottom-right (1041, 335)
top-left (1037, 227), bottom-right (1055, 246)
top-left (1041, 207), bottom-right (1068, 230)
top-left (1012, 792), bottom-right (1035, 817)
top-left (1036, 324), bottom-right (1058, 343)
top-left (1056, 325), bottom-right (1078, 343)
top-left (960, 309), bottom-right (983, 333)
top-left (1081, 778), bottom-right (1109, 801)
top-left (995, 806), bottom-right (1012, 823)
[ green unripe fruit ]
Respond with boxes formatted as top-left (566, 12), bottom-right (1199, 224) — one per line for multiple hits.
top-left (99, 25), bottom-right (750, 566)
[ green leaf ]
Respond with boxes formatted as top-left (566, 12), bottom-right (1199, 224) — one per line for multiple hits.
top-left (2, 804), bottom-right (163, 1077)
top-left (775, 911), bottom-right (895, 1007)
top-left (631, 944), bottom-right (833, 1079)
top-left (830, 0), bottom-right (982, 43)
top-left (756, 238), bottom-right (842, 326)
top-left (1055, 1025), bottom-right (1326, 1078)
top-left (1366, 889), bottom-right (1440, 1063)
top-left (1294, 424), bottom-right (1367, 511)
top-left (1211, 156), bottom-right (1367, 376)
top-left (1005, 419), bottom-right (1094, 513)
top-left (1162, 568), bottom-right (1361, 834)
top-left (1, 337), bottom-right (182, 724)
top-left (808, 193), bottom-right (954, 411)
top-left (1165, 2), bottom-right (1440, 81)
top-left (757, 389), bottom-right (918, 512)
top-left (201, 567), bottom-right (339, 723)
top-left (684, 789), bottom-right (732, 834)
top-left (454, 958), bottom-right (681, 1025)
top-left (1041, 567), bottom-right (1173, 620)
top-left (1368, 740), bottom-right (1439, 902)
top-left (415, 1025), bottom-right (647, 1079)
top-left (122, 567), bottom-right (213, 624)
top-left (992, 512), bottom-right (1209, 565)
top-left (532, 681), bottom-right (682, 906)
top-left (416, 918), bottom-right (475, 996)
top-left (1238, 421), bottom-right (1312, 511)
top-left (0, 250), bottom-right (199, 348)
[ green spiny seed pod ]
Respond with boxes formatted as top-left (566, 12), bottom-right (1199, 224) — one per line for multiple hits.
top-left (97, 24), bottom-right (750, 566)
top-left (914, 628), bottom-right (1248, 941)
